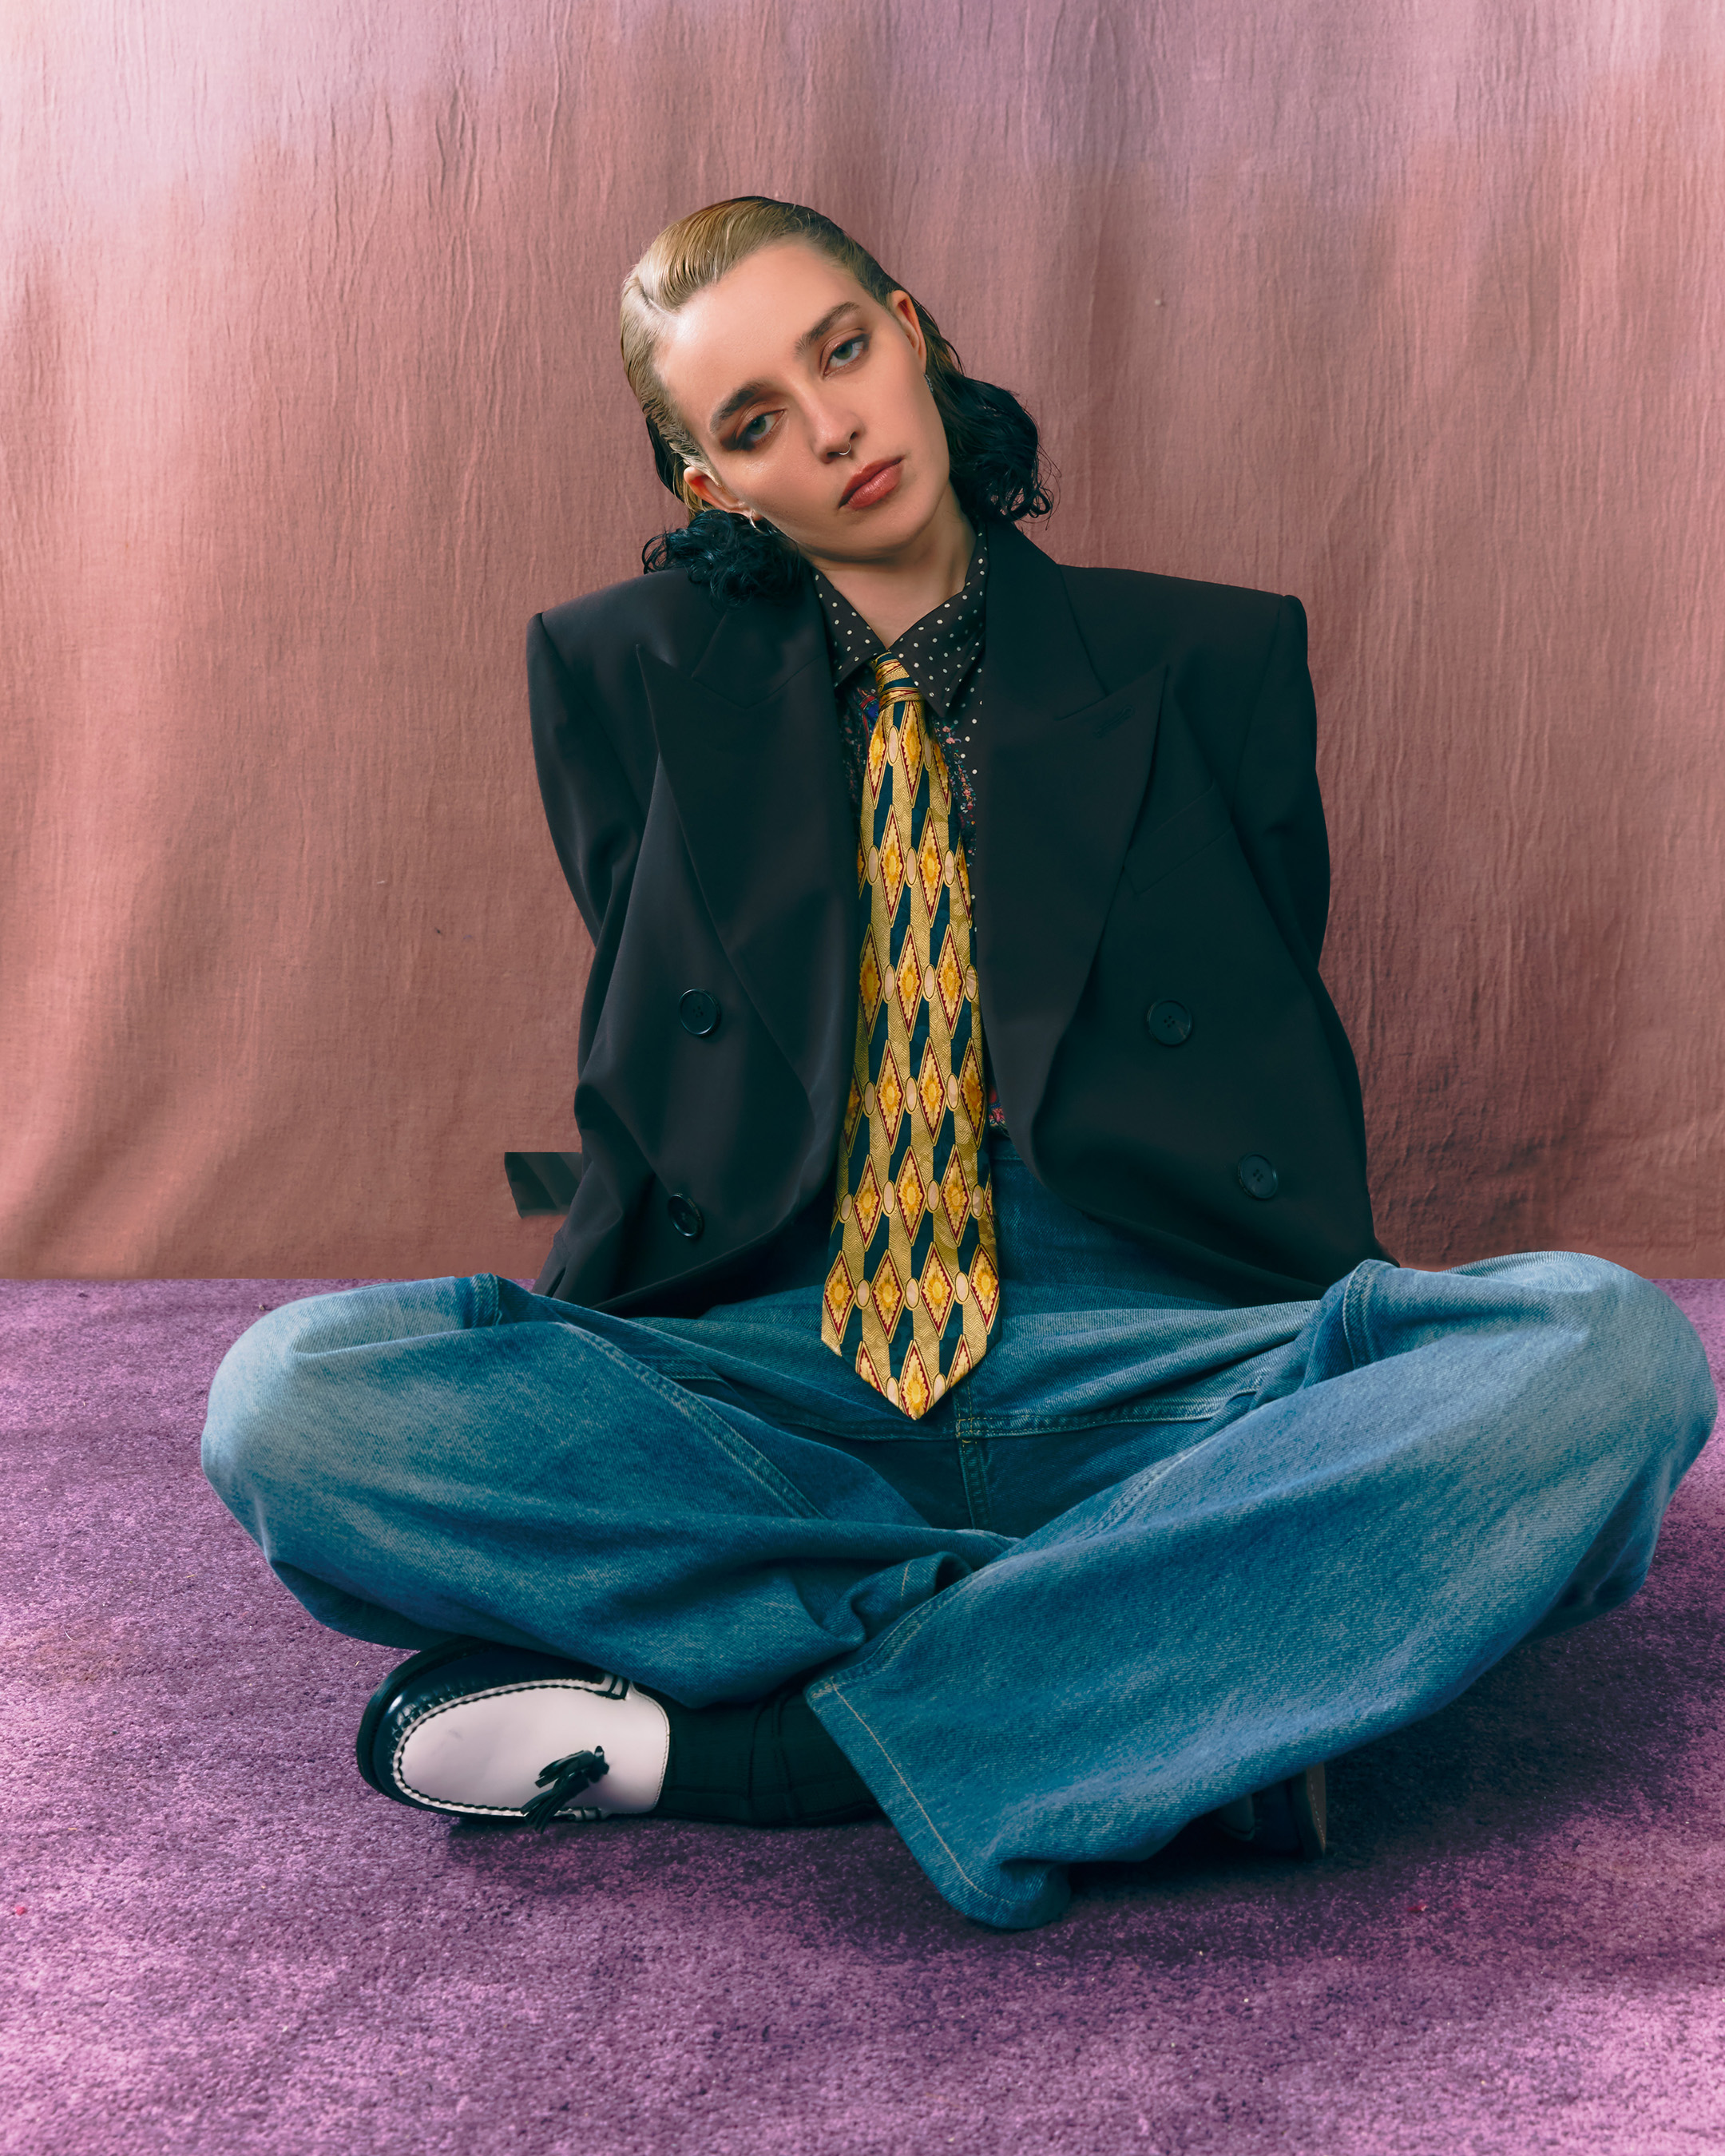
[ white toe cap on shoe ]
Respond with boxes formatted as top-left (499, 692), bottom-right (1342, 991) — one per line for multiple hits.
top-left (395, 1678), bottom-right (671, 1818)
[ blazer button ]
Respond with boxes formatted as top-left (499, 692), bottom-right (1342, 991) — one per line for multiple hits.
top-left (668, 1194), bottom-right (704, 1239)
top-left (1236, 1155), bottom-right (1279, 1201)
top-left (1146, 999), bottom-right (1193, 1045)
top-left (680, 989), bottom-right (721, 1037)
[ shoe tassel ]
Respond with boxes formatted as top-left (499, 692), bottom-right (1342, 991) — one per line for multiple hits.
top-left (521, 1746), bottom-right (609, 1828)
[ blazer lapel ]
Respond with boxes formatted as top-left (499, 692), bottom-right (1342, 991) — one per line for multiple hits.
top-left (972, 523), bottom-right (1168, 1146)
top-left (637, 573), bottom-right (857, 1145)
top-left (639, 530), bottom-right (1167, 1182)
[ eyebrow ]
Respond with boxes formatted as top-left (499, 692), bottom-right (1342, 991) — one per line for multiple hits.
top-left (706, 301), bottom-right (866, 437)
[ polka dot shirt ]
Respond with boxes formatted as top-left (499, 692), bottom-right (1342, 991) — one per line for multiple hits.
top-left (812, 524), bottom-right (989, 856)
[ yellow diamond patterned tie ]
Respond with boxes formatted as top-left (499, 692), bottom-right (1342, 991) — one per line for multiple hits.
top-left (821, 653), bottom-right (1001, 1419)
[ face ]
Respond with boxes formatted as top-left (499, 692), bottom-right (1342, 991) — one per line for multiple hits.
top-left (653, 241), bottom-right (957, 567)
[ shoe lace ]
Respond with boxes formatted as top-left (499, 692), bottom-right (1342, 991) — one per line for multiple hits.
top-left (521, 1746), bottom-right (609, 1828)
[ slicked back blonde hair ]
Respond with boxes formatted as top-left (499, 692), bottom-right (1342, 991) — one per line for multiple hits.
top-left (621, 196), bottom-right (961, 519)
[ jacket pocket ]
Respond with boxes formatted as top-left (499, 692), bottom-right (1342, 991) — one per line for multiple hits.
top-left (1122, 782), bottom-right (1233, 895)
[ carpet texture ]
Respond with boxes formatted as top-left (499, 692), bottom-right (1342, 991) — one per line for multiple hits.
top-left (2, 1278), bottom-right (1721, 2155)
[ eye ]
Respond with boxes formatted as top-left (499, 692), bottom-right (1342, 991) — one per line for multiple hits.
top-left (728, 331), bottom-right (866, 450)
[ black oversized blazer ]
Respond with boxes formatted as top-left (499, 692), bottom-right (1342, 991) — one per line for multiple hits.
top-left (525, 518), bottom-right (1387, 1313)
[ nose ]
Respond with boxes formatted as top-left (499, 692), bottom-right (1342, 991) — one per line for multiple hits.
top-left (807, 393), bottom-right (860, 461)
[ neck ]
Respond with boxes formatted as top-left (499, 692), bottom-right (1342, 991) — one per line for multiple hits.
top-left (803, 489), bottom-right (975, 647)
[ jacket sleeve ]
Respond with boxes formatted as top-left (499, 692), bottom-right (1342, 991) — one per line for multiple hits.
top-left (1230, 593), bottom-right (1331, 968)
top-left (526, 612), bottom-right (647, 945)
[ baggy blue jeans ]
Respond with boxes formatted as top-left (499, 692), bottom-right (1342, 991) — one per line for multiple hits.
top-left (202, 1140), bottom-right (1716, 1930)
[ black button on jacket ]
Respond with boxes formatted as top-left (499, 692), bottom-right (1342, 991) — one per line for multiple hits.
top-left (678, 989), bottom-right (720, 1037)
top-left (525, 520), bottom-right (1387, 1314)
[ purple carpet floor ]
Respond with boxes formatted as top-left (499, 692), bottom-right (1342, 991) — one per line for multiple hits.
top-left (2, 1278), bottom-right (1722, 2155)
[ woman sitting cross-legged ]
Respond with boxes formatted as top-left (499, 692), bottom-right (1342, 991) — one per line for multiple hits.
top-left (202, 196), bottom-right (1715, 1933)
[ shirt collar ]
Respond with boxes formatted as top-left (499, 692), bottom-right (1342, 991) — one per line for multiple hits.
top-left (812, 523), bottom-right (989, 717)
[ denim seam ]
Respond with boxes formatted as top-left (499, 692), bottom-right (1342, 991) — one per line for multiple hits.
top-left (1070, 1381), bottom-right (1265, 1538)
top-left (958, 1437), bottom-right (993, 1532)
top-left (1339, 1262), bottom-right (1377, 1371)
top-left (652, 1365), bottom-right (939, 1444)
top-left (818, 1571), bottom-right (966, 1678)
top-left (653, 1399), bottom-right (1237, 1444)
top-left (1077, 1454), bottom-right (1192, 1541)
top-left (1065, 1415), bottom-right (1249, 1543)
top-left (549, 1324), bottom-right (827, 1523)
top-left (970, 1401), bottom-right (1238, 1437)
top-left (665, 1394), bottom-right (942, 1445)
top-left (809, 1682), bottom-right (1042, 1921)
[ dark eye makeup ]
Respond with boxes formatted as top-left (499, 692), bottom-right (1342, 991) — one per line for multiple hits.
top-left (729, 330), bottom-right (870, 451)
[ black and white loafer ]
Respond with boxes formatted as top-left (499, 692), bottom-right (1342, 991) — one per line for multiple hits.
top-left (1211, 1762), bottom-right (1328, 1859)
top-left (356, 1641), bottom-right (672, 1825)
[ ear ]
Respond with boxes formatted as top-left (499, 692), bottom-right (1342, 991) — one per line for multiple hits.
top-left (683, 462), bottom-right (750, 518)
top-left (887, 289), bottom-right (927, 368)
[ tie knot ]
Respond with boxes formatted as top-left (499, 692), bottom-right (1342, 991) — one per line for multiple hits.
top-left (873, 652), bottom-right (918, 707)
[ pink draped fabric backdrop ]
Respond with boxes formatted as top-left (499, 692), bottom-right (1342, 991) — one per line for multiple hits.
top-left (4, 0), bottom-right (1722, 1281)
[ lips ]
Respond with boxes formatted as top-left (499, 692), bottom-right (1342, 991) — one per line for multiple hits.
top-left (840, 458), bottom-right (902, 508)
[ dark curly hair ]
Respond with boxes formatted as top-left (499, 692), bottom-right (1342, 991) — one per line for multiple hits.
top-left (621, 197), bottom-right (1053, 606)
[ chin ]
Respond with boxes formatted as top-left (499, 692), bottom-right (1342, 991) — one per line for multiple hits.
top-left (861, 473), bottom-right (944, 547)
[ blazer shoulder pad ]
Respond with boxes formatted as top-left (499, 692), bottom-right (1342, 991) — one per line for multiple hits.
top-left (1057, 559), bottom-right (1289, 680)
top-left (537, 564), bottom-right (731, 680)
